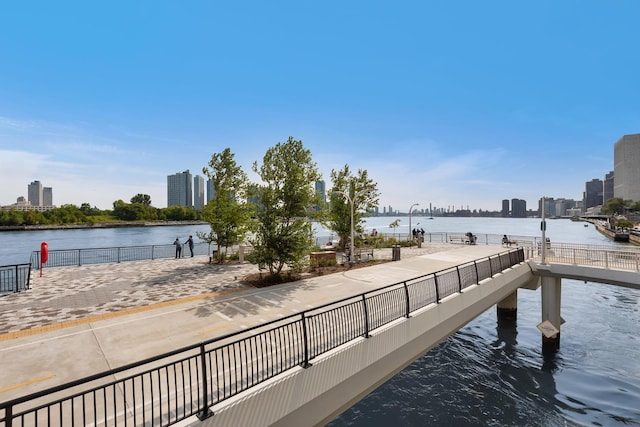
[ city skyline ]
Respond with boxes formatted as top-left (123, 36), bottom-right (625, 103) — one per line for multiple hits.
top-left (1, 2), bottom-right (638, 211)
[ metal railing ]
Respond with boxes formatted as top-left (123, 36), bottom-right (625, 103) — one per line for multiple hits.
top-left (527, 243), bottom-right (640, 272)
top-left (315, 232), bottom-right (540, 249)
top-left (0, 264), bottom-right (31, 294)
top-left (30, 243), bottom-right (212, 269)
top-left (0, 248), bottom-right (524, 427)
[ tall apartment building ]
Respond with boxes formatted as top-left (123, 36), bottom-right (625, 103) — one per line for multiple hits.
top-left (167, 170), bottom-right (193, 207)
top-left (206, 179), bottom-right (215, 203)
top-left (584, 178), bottom-right (603, 209)
top-left (603, 171), bottom-right (614, 204)
top-left (28, 180), bottom-right (43, 206)
top-left (43, 187), bottom-right (53, 206)
top-left (501, 199), bottom-right (509, 217)
top-left (510, 198), bottom-right (527, 218)
top-left (539, 197), bottom-right (556, 217)
top-left (193, 175), bottom-right (205, 209)
top-left (315, 180), bottom-right (326, 211)
top-left (613, 134), bottom-right (640, 202)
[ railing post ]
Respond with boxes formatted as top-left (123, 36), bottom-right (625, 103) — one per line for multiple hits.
top-left (152, 245), bottom-right (155, 260)
top-left (456, 266), bottom-right (462, 292)
top-left (434, 274), bottom-right (440, 303)
top-left (473, 260), bottom-right (479, 284)
top-left (197, 343), bottom-right (213, 420)
top-left (489, 257), bottom-right (493, 277)
top-left (499, 254), bottom-right (503, 271)
top-left (5, 403), bottom-right (12, 427)
top-left (605, 252), bottom-right (609, 269)
top-left (300, 313), bottom-right (312, 368)
top-left (14, 265), bottom-right (18, 293)
top-left (362, 295), bottom-right (370, 338)
top-left (572, 249), bottom-right (576, 265)
top-left (78, 249), bottom-right (81, 266)
top-left (403, 281), bottom-right (410, 318)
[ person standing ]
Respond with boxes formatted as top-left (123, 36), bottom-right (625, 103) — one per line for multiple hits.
top-left (173, 238), bottom-right (182, 258)
top-left (185, 235), bottom-right (194, 257)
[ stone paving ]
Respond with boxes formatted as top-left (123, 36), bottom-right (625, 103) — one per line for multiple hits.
top-left (0, 244), bottom-right (456, 336)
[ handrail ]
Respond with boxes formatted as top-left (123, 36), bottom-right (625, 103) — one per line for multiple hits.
top-left (0, 263), bottom-right (31, 294)
top-left (30, 242), bottom-right (212, 269)
top-left (0, 248), bottom-right (524, 427)
top-left (527, 244), bottom-right (640, 272)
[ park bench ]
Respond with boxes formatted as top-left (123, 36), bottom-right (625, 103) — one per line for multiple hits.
top-left (449, 233), bottom-right (477, 245)
top-left (353, 247), bottom-right (374, 261)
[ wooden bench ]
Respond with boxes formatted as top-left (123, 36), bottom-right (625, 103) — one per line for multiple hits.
top-left (354, 247), bottom-right (374, 261)
top-left (502, 239), bottom-right (518, 247)
top-left (449, 234), bottom-right (477, 245)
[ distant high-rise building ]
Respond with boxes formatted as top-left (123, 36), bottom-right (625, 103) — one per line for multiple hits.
top-left (206, 179), bottom-right (215, 203)
top-left (584, 178), bottom-right (603, 209)
top-left (511, 199), bottom-right (526, 218)
top-left (167, 170), bottom-right (193, 207)
top-left (193, 175), bottom-right (205, 209)
top-left (614, 134), bottom-right (640, 202)
top-left (43, 187), bottom-right (53, 206)
top-left (28, 180), bottom-right (43, 207)
top-left (501, 199), bottom-right (509, 217)
top-left (539, 197), bottom-right (556, 217)
top-left (603, 171), bottom-right (614, 204)
top-left (314, 180), bottom-right (326, 211)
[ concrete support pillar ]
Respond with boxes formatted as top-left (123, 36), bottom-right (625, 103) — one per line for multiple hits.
top-left (541, 276), bottom-right (562, 351)
top-left (496, 290), bottom-right (518, 321)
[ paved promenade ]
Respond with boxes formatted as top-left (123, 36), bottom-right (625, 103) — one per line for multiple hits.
top-left (0, 243), bottom-right (506, 402)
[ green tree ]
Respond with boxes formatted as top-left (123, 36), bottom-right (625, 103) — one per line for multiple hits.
top-left (130, 194), bottom-right (152, 206)
top-left (602, 197), bottom-right (631, 216)
top-left (389, 219), bottom-right (401, 238)
top-left (248, 137), bottom-right (322, 276)
top-left (199, 148), bottom-right (252, 263)
top-left (325, 165), bottom-right (380, 249)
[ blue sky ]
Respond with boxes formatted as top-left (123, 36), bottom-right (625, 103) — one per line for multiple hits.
top-left (0, 1), bottom-right (637, 212)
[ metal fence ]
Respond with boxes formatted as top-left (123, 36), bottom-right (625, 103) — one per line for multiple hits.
top-left (526, 243), bottom-right (640, 272)
top-left (315, 232), bottom-right (540, 249)
top-left (30, 243), bottom-right (212, 269)
top-left (0, 264), bottom-right (31, 294)
top-left (0, 248), bottom-right (524, 427)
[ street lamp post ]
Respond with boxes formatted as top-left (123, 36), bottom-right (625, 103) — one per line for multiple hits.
top-left (408, 203), bottom-right (419, 247)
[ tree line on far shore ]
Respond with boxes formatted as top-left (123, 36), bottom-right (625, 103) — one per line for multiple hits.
top-left (0, 198), bottom-right (202, 226)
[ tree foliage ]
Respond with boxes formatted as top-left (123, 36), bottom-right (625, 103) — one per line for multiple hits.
top-left (199, 148), bottom-right (252, 263)
top-left (325, 165), bottom-right (380, 248)
top-left (602, 197), bottom-right (631, 216)
top-left (248, 137), bottom-right (322, 275)
top-left (130, 194), bottom-right (152, 206)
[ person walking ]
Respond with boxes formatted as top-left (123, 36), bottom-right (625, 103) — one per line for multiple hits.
top-left (185, 235), bottom-right (194, 257)
top-left (173, 238), bottom-right (182, 258)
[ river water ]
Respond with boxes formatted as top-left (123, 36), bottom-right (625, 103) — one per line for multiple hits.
top-left (1, 217), bottom-right (639, 425)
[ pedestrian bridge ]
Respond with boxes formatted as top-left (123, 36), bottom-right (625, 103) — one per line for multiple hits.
top-left (2, 243), bottom-right (639, 427)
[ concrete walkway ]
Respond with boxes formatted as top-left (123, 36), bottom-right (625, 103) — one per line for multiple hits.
top-left (0, 243), bottom-right (507, 402)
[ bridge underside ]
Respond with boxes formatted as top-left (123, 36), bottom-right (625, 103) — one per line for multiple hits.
top-left (196, 263), bottom-right (534, 427)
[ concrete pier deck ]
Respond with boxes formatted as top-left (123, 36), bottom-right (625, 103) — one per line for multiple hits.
top-left (0, 244), bottom-right (508, 402)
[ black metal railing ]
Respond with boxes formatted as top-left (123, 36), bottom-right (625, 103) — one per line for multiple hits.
top-left (1, 248), bottom-right (524, 427)
top-left (0, 264), bottom-right (31, 294)
top-left (30, 243), bottom-right (212, 269)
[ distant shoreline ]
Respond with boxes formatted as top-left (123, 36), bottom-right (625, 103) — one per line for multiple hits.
top-left (0, 221), bottom-right (208, 232)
